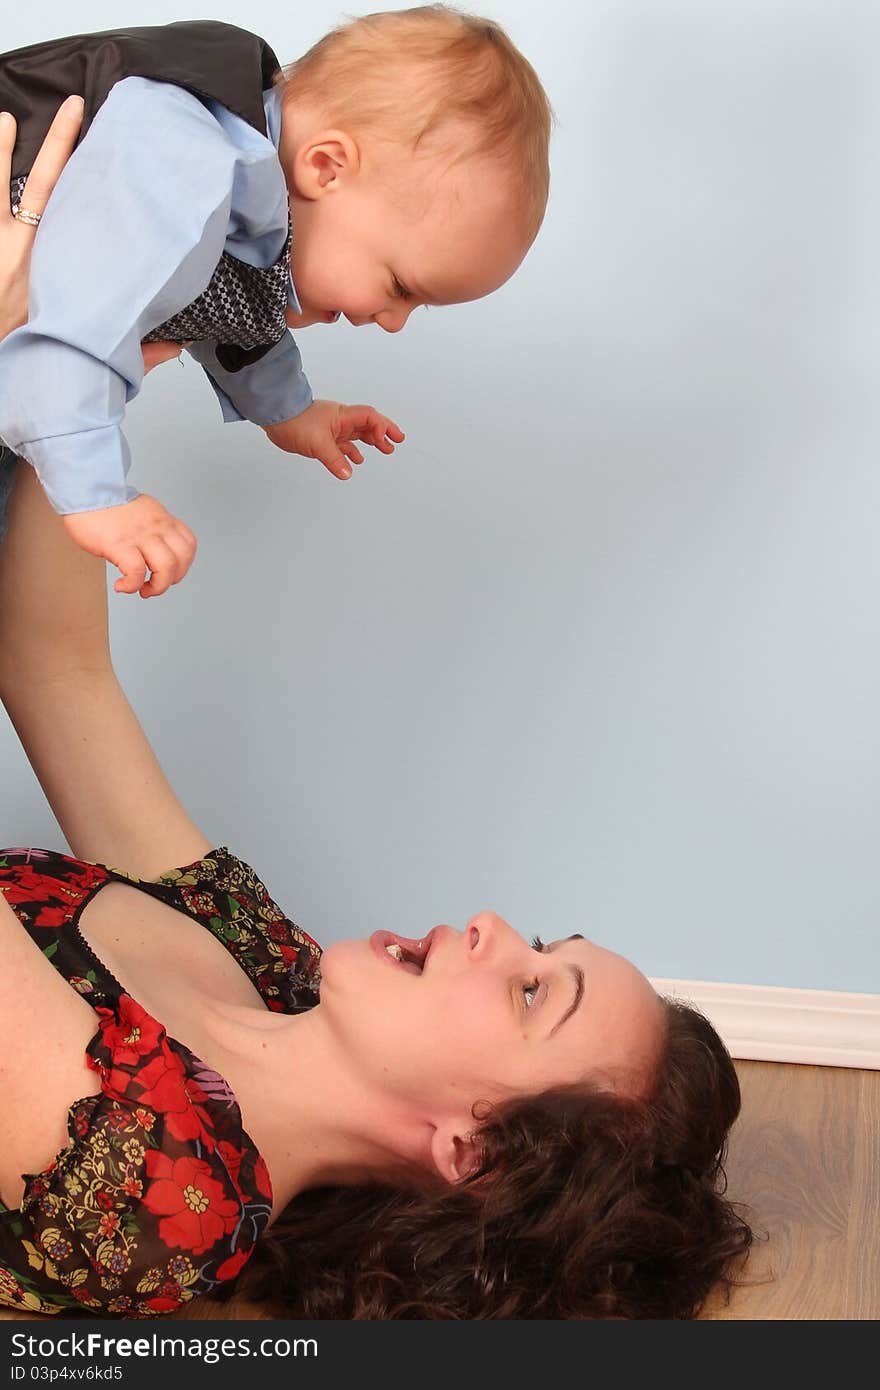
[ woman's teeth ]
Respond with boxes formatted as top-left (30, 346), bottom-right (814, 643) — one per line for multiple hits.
top-left (385, 942), bottom-right (422, 975)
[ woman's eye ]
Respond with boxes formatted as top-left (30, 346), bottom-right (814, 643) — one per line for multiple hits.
top-left (523, 977), bottom-right (540, 1008)
top-left (523, 938), bottom-right (546, 1008)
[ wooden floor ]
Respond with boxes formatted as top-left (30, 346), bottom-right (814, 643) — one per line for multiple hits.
top-left (2, 1059), bottom-right (878, 1321)
top-left (698, 1059), bottom-right (879, 1319)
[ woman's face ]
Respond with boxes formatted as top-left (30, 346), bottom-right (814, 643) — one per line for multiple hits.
top-left (317, 913), bottom-right (665, 1118)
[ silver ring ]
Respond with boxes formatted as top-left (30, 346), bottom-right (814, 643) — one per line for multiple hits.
top-left (12, 204), bottom-right (42, 227)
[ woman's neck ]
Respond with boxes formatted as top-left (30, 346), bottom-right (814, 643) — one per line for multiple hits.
top-left (199, 999), bottom-right (433, 1216)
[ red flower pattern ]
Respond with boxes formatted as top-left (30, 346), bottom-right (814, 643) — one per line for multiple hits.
top-left (216, 1141), bottom-right (245, 1193)
top-left (253, 1156), bottom-right (272, 1201)
top-left (0, 857), bottom-right (108, 927)
top-left (143, 1153), bottom-right (240, 1255)
top-left (0, 846), bottom-right (316, 1316)
top-left (95, 997), bottom-right (167, 1069)
top-left (32, 905), bottom-right (70, 928)
top-left (143, 1286), bottom-right (186, 1314)
top-left (214, 1247), bottom-right (252, 1282)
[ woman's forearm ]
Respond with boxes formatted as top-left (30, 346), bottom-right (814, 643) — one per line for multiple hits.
top-left (1, 109), bottom-right (206, 875)
top-left (0, 462), bottom-right (211, 876)
top-left (0, 663), bottom-right (210, 874)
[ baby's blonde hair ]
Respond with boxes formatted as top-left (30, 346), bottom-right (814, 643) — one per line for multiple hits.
top-left (281, 4), bottom-right (553, 241)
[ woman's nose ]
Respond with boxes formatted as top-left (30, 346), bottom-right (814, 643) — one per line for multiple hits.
top-left (464, 911), bottom-right (509, 954)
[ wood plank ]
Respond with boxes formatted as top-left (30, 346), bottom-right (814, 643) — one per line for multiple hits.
top-left (700, 1061), bottom-right (872, 1318)
top-left (842, 1068), bottom-right (880, 1318)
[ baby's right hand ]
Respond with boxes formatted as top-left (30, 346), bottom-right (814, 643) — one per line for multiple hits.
top-left (62, 495), bottom-right (197, 598)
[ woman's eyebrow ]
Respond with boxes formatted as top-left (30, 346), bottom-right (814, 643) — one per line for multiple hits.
top-left (542, 936), bottom-right (586, 1037)
top-left (549, 964), bottom-right (585, 1038)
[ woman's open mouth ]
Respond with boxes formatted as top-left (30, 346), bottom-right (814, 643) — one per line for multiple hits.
top-left (369, 929), bottom-right (435, 976)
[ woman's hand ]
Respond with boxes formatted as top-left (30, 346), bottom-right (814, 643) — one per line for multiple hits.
top-left (1, 98), bottom-right (183, 370)
top-left (0, 97), bottom-right (84, 337)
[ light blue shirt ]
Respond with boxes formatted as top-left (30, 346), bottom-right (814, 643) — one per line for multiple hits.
top-left (0, 76), bottom-right (312, 515)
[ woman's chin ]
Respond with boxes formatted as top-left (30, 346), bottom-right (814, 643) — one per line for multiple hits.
top-left (311, 937), bottom-right (358, 989)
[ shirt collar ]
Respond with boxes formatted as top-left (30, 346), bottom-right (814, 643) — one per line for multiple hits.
top-left (264, 85), bottom-right (284, 149)
top-left (263, 87), bottom-right (302, 314)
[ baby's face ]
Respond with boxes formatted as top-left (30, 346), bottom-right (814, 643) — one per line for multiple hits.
top-left (287, 149), bottom-right (530, 331)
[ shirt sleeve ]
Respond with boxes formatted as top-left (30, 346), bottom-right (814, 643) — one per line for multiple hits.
top-left (187, 331), bottom-right (313, 427)
top-left (0, 78), bottom-right (254, 515)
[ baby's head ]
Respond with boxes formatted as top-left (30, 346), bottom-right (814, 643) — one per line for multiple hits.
top-left (277, 5), bottom-right (552, 329)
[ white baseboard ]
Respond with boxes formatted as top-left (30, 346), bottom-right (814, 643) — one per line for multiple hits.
top-left (650, 978), bottom-right (880, 1070)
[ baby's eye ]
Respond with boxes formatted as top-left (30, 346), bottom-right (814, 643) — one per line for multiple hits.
top-left (392, 276), bottom-right (411, 299)
top-left (530, 935), bottom-right (546, 952)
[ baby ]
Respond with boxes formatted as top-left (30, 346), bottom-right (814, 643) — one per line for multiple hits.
top-left (0, 10), bottom-right (551, 596)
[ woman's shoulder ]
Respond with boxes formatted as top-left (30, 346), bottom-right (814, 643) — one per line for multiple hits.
top-left (150, 845), bottom-right (290, 916)
top-left (147, 846), bottom-right (323, 1011)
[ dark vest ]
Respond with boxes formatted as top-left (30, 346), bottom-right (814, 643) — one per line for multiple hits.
top-left (1, 21), bottom-right (290, 371)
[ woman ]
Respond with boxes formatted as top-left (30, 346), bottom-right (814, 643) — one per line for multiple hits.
top-left (0, 113), bottom-right (752, 1320)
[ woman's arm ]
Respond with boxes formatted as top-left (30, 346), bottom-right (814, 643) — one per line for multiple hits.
top-left (0, 106), bottom-right (211, 874)
top-left (0, 461), bottom-right (212, 875)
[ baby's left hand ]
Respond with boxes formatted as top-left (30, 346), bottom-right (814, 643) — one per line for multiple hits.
top-left (264, 400), bottom-right (405, 481)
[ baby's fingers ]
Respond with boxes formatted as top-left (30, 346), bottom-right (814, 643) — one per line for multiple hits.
top-left (141, 533), bottom-right (197, 598)
top-left (359, 430), bottom-right (393, 454)
top-left (139, 523), bottom-right (198, 598)
top-left (153, 525), bottom-right (196, 595)
top-left (111, 545), bottom-right (149, 595)
top-left (315, 445), bottom-right (354, 481)
top-left (367, 416), bottom-right (405, 453)
top-left (341, 441), bottom-right (364, 467)
top-left (345, 406), bottom-right (405, 451)
top-left (172, 518), bottom-right (198, 564)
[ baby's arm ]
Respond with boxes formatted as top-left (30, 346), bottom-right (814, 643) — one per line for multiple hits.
top-left (265, 401), bottom-right (405, 480)
top-left (186, 330), bottom-right (313, 427)
top-left (187, 335), bottom-right (404, 481)
top-left (0, 79), bottom-right (249, 595)
top-left (188, 334), bottom-right (404, 480)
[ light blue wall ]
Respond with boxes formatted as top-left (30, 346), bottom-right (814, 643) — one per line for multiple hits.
top-left (2, 2), bottom-right (878, 991)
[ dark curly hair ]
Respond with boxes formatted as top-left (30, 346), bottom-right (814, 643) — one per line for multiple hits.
top-left (238, 997), bottom-right (752, 1318)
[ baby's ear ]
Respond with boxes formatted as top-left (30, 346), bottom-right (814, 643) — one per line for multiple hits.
top-left (293, 131), bottom-right (360, 197)
top-left (429, 1121), bottom-right (482, 1185)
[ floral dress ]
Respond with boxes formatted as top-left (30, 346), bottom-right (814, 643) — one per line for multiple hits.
top-left (0, 846), bottom-right (322, 1317)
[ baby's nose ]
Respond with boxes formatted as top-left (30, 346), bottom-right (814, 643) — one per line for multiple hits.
top-left (377, 304), bottom-right (413, 334)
